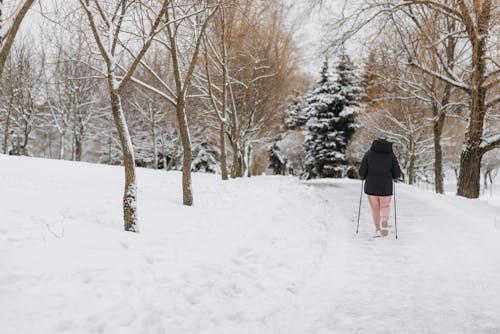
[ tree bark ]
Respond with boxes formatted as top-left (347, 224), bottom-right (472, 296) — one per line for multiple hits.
top-left (151, 108), bottom-right (158, 169)
top-left (408, 137), bottom-right (416, 185)
top-left (432, 105), bottom-right (445, 194)
top-left (456, 64), bottom-right (487, 197)
top-left (110, 91), bottom-right (138, 232)
top-left (220, 124), bottom-right (228, 180)
top-left (175, 100), bottom-right (193, 206)
top-left (456, 0), bottom-right (491, 199)
top-left (75, 122), bottom-right (84, 161)
top-left (3, 109), bottom-right (10, 154)
top-left (230, 141), bottom-right (242, 178)
top-left (75, 136), bottom-right (82, 161)
top-left (457, 146), bottom-right (482, 198)
top-left (59, 132), bottom-right (65, 160)
top-left (246, 143), bottom-right (252, 177)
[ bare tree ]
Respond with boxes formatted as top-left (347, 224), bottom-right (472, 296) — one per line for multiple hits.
top-left (127, 89), bottom-right (167, 169)
top-left (197, 0), bottom-right (306, 177)
top-left (197, 2), bottom-right (231, 180)
top-left (1, 0), bottom-right (37, 152)
top-left (128, 1), bottom-right (218, 206)
top-left (1, 38), bottom-right (45, 156)
top-left (0, 0), bottom-right (36, 77)
top-left (78, 0), bottom-right (169, 231)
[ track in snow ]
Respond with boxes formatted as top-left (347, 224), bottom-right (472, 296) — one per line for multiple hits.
top-left (277, 179), bottom-right (500, 334)
top-left (1, 155), bottom-right (500, 334)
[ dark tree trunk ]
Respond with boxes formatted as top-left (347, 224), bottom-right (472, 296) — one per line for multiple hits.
top-left (246, 144), bottom-right (252, 177)
top-left (110, 91), bottom-right (138, 232)
top-left (75, 135), bottom-right (82, 161)
top-left (432, 106), bottom-right (445, 194)
top-left (408, 137), bottom-right (416, 185)
top-left (457, 146), bottom-right (482, 198)
top-left (456, 0), bottom-right (490, 199)
top-left (175, 100), bottom-right (193, 206)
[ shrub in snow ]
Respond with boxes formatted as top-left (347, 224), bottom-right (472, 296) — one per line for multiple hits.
top-left (284, 92), bottom-right (308, 130)
top-left (191, 136), bottom-right (220, 174)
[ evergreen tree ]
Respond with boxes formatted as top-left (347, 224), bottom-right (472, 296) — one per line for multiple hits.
top-left (303, 55), bottom-right (361, 179)
top-left (284, 92), bottom-right (307, 130)
top-left (191, 132), bottom-right (220, 174)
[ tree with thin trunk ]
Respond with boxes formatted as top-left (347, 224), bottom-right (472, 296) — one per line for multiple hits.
top-left (78, 0), bottom-right (170, 231)
top-left (197, 4), bottom-right (231, 180)
top-left (128, 1), bottom-right (218, 206)
top-left (127, 89), bottom-right (166, 169)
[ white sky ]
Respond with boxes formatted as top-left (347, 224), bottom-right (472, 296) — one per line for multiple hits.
top-left (14, 0), bottom-right (365, 80)
top-left (285, 0), bottom-right (368, 78)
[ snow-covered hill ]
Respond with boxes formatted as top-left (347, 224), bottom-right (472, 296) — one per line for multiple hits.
top-left (1, 155), bottom-right (500, 333)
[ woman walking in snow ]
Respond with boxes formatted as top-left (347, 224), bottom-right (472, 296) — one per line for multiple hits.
top-left (359, 133), bottom-right (401, 237)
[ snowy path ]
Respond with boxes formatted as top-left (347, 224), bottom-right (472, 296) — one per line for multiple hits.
top-left (277, 180), bottom-right (500, 334)
top-left (1, 155), bottom-right (500, 333)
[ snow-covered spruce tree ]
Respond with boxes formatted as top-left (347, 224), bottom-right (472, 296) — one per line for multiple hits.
top-left (284, 92), bottom-right (307, 130)
top-left (191, 134), bottom-right (220, 174)
top-left (303, 56), bottom-right (361, 179)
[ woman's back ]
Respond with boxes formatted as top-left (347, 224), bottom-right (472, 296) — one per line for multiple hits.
top-left (359, 139), bottom-right (401, 196)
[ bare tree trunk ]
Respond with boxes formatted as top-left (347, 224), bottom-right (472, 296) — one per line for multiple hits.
top-left (110, 91), bottom-right (138, 232)
top-left (408, 137), bottom-right (416, 185)
top-left (151, 108), bottom-right (158, 169)
top-left (220, 124), bottom-right (228, 180)
top-left (3, 109), bottom-right (10, 154)
top-left (246, 143), bottom-right (252, 177)
top-left (75, 123), bottom-right (84, 161)
top-left (455, 0), bottom-right (490, 199)
top-left (457, 146), bottom-right (482, 198)
top-left (432, 105), bottom-right (445, 194)
top-left (71, 131), bottom-right (76, 161)
top-left (175, 100), bottom-right (193, 206)
top-left (59, 132), bottom-right (65, 160)
top-left (75, 137), bottom-right (82, 161)
top-left (220, 5), bottom-right (229, 181)
top-left (107, 132), bottom-right (112, 164)
top-left (48, 135), bottom-right (52, 158)
top-left (456, 76), bottom-right (487, 198)
top-left (230, 141), bottom-right (242, 177)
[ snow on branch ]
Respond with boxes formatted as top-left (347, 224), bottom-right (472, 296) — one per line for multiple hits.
top-left (408, 60), bottom-right (470, 91)
top-left (480, 134), bottom-right (500, 153)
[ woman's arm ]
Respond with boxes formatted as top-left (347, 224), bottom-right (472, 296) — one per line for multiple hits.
top-left (392, 154), bottom-right (402, 180)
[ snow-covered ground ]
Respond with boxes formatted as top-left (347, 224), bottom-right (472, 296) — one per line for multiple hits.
top-left (1, 155), bottom-right (500, 333)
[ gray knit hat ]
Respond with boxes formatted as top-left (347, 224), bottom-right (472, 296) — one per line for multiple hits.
top-left (376, 131), bottom-right (388, 140)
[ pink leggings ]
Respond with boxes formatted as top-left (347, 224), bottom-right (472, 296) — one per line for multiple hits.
top-left (367, 195), bottom-right (392, 229)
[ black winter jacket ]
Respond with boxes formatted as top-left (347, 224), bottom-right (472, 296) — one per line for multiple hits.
top-left (359, 139), bottom-right (401, 196)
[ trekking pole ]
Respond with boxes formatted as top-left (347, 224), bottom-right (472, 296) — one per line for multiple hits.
top-left (393, 180), bottom-right (398, 239)
top-left (356, 180), bottom-right (364, 234)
